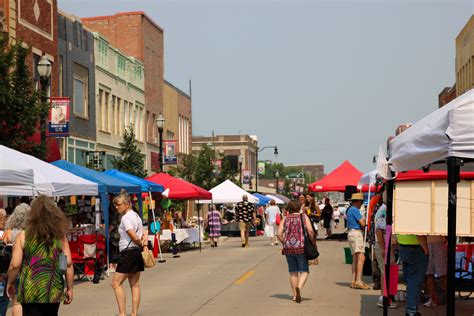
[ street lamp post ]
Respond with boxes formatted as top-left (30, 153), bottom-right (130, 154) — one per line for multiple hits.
top-left (255, 145), bottom-right (278, 193)
top-left (238, 154), bottom-right (244, 186)
top-left (37, 56), bottom-right (52, 160)
top-left (156, 114), bottom-right (165, 172)
top-left (274, 170), bottom-right (279, 194)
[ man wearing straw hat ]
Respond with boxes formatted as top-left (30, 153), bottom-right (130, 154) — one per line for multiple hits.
top-left (346, 192), bottom-right (370, 290)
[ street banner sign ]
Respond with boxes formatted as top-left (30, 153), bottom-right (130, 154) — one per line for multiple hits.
top-left (243, 170), bottom-right (251, 184)
top-left (48, 97), bottom-right (70, 137)
top-left (278, 180), bottom-right (285, 190)
top-left (164, 140), bottom-right (177, 164)
top-left (257, 161), bottom-right (266, 175)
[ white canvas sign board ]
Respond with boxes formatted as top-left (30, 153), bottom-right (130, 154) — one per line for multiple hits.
top-left (393, 180), bottom-right (474, 236)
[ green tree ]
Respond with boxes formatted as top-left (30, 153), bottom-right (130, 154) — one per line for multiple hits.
top-left (170, 145), bottom-right (238, 190)
top-left (112, 124), bottom-right (147, 177)
top-left (0, 34), bottom-right (48, 159)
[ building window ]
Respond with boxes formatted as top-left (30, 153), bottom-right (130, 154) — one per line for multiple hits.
top-left (134, 65), bottom-right (143, 84)
top-left (98, 40), bottom-right (108, 67)
top-left (104, 91), bottom-right (110, 132)
top-left (116, 97), bottom-right (122, 136)
top-left (73, 63), bottom-right (88, 118)
top-left (59, 55), bottom-right (63, 96)
top-left (152, 113), bottom-right (156, 142)
top-left (111, 95), bottom-right (116, 134)
top-left (117, 55), bottom-right (126, 78)
top-left (67, 137), bottom-right (96, 167)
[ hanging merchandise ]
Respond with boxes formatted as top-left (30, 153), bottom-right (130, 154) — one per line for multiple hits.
top-left (161, 198), bottom-right (172, 209)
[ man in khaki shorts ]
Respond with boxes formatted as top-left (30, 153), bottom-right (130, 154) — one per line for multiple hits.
top-left (235, 195), bottom-right (256, 247)
top-left (346, 192), bottom-right (369, 290)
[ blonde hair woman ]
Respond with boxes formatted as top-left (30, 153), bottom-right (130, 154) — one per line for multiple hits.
top-left (112, 190), bottom-right (148, 316)
top-left (7, 196), bottom-right (74, 315)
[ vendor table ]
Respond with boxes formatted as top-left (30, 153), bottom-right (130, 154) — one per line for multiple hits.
top-left (149, 227), bottom-right (203, 244)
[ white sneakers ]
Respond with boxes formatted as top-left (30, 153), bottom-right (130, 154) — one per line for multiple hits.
top-left (423, 299), bottom-right (437, 307)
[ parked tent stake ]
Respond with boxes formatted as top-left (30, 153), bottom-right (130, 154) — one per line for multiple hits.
top-left (149, 191), bottom-right (166, 263)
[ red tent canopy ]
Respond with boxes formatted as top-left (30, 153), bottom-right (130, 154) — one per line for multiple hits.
top-left (308, 160), bottom-right (364, 192)
top-left (396, 170), bottom-right (474, 181)
top-left (146, 173), bottom-right (212, 200)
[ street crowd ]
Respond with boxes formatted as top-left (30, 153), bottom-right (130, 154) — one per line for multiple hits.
top-left (204, 191), bottom-right (449, 316)
top-left (0, 190), bottom-right (451, 316)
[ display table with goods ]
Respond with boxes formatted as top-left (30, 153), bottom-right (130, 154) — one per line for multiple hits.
top-left (161, 227), bottom-right (202, 244)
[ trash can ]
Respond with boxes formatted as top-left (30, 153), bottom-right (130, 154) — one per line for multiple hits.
top-left (344, 247), bottom-right (352, 264)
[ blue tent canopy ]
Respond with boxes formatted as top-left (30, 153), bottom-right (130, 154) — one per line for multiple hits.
top-left (253, 192), bottom-right (271, 206)
top-left (51, 160), bottom-right (142, 265)
top-left (51, 160), bottom-right (141, 194)
top-left (104, 169), bottom-right (164, 193)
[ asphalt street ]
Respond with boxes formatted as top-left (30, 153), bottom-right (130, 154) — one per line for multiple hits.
top-left (51, 231), bottom-right (474, 316)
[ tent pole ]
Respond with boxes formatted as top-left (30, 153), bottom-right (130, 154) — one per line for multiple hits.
top-left (363, 184), bottom-right (371, 249)
top-left (149, 191), bottom-right (165, 263)
top-left (384, 175), bottom-right (395, 316)
top-left (198, 202), bottom-right (202, 252)
top-left (447, 157), bottom-right (461, 316)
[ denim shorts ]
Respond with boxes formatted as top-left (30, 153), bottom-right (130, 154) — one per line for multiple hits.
top-left (285, 254), bottom-right (309, 273)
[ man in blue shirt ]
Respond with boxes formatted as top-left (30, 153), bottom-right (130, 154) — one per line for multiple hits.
top-left (346, 192), bottom-right (369, 290)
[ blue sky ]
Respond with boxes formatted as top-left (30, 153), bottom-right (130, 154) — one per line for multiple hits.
top-left (60, 0), bottom-right (473, 174)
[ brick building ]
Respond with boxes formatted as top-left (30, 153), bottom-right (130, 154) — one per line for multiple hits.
top-left (192, 134), bottom-right (258, 190)
top-left (162, 80), bottom-right (192, 170)
top-left (1, 0), bottom-right (58, 96)
top-left (439, 15), bottom-right (474, 108)
top-left (456, 15), bottom-right (474, 97)
top-left (82, 12), bottom-right (192, 172)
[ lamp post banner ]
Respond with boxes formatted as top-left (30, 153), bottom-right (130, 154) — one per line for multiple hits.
top-left (257, 161), bottom-right (266, 175)
top-left (48, 97), bottom-right (70, 137)
top-left (163, 140), bottom-right (177, 164)
top-left (243, 170), bottom-right (251, 184)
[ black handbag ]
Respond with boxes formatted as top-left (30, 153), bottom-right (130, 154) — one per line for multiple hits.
top-left (300, 214), bottom-right (319, 260)
top-left (0, 241), bottom-right (12, 274)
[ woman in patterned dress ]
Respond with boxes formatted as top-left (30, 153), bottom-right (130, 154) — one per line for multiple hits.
top-left (207, 206), bottom-right (221, 248)
top-left (277, 200), bottom-right (316, 303)
top-left (7, 196), bottom-right (74, 316)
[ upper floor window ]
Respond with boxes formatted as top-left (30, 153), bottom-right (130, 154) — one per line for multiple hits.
top-left (73, 63), bottom-right (88, 118)
top-left (117, 55), bottom-right (126, 78)
top-left (98, 41), bottom-right (108, 66)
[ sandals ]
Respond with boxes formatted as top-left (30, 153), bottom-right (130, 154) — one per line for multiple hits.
top-left (352, 282), bottom-right (370, 290)
top-left (295, 287), bottom-right (302, 303)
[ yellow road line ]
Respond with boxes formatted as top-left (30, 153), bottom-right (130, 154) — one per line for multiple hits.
top-left (234, 269), bottom-right (255, 285)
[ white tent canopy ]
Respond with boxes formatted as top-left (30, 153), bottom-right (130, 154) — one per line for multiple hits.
top-left (0, 145), bottom-right (98, 196)
top-left (265, 194), bottom-right (285, 205)
top-left (198, 180), bottom-right (259, 204)
top-left (389, 89), bottom-right (474, 172)
top-left (358, 169), bottom-right (378, 186)
top-left (0, 169), bottom-right (34, 185)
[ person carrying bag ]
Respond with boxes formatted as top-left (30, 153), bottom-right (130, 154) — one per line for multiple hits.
top-left (277, 200), bottom-right (317, 303)
top-left (300, 214), bottom-right (319, 260)
top-left (111, 190), bottom-right (150, 316)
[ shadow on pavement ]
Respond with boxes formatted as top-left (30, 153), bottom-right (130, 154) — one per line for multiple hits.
top-left (270, 294), bottom-right (312, 302)
top-left (335, 282), bottom-right (353, 288)
top-left (270, 294), bottom-right (293, 301)
top-left (360, 294), bottom-right (382, 316)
